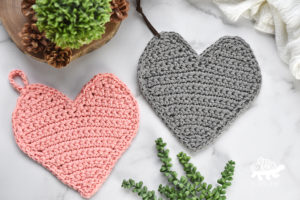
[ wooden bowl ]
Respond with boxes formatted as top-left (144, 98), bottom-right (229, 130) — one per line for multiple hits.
top-left (0, 0), bottom-right (121, 64)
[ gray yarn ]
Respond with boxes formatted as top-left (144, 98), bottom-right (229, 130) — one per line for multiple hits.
top-left (137, 32), bottom-right (262, 151)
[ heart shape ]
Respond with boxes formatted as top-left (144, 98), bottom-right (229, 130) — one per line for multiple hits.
top-left (9, 70), bottom-right (139, 198)
top-left (138, 32), bottom-right (261, 151)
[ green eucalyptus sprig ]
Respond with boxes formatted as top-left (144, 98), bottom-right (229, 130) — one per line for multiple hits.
top-left (33, 0), bottom-right (112, 49)
top-left (122, 138), bottom-right (235, 200)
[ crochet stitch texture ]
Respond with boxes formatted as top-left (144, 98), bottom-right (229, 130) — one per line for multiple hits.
top-left (138, 32), bottom-right (261, 151)
top-left (9, 70), bottom-right (139, 198)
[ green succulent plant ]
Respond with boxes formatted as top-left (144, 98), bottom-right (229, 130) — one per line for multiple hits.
top-left (122, 138), bottom-right (235, 200)
top-left (33, 0), bottom-right (112, 49)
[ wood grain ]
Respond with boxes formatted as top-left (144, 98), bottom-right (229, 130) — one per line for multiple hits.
top-left (0, 0), bottom-right (121, 64)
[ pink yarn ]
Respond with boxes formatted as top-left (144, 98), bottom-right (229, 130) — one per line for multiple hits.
top-left (9, 70), bottom-right (139, 198)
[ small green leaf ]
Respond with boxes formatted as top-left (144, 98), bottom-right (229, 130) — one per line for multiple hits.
top-left (122, 138), bottom-right (235, 200)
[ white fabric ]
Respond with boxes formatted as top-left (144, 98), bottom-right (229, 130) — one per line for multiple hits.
top-left (213, 0), bottom-right (300, 79)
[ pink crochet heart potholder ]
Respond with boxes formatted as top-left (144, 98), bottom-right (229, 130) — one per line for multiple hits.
top-left (9, 70), bottom-right (139, 198)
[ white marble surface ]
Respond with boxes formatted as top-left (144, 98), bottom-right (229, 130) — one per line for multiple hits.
top-left (1, 0), bottom-right (300, 199)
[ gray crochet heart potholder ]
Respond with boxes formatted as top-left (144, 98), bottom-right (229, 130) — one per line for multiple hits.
top-left (137, 32), bottom-right (262, 151)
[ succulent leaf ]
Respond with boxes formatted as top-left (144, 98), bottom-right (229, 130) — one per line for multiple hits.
top-left (33, 0), bottom-right (112, 49)
top-left (122, 138), bottom-right (235, 200)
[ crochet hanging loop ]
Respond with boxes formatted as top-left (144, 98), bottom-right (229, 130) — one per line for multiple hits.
top-left (9, 70), bottom-right (29, 93)
top-left (136, 0), bottom-right (160, 37)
